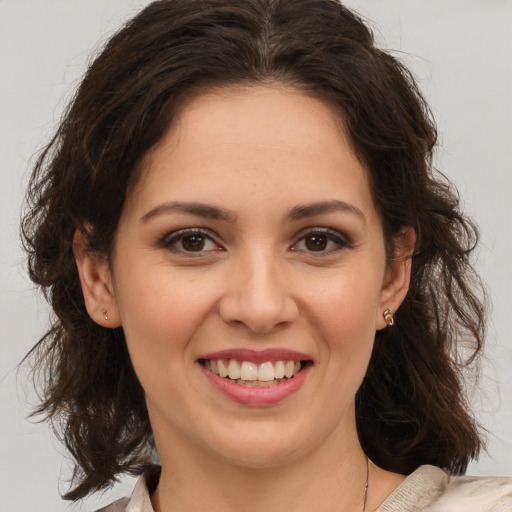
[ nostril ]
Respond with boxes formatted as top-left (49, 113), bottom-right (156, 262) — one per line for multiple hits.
top-left (218, 271), bottom-right (299, 334)
top-left (219, 297), bottom-right (299, 335)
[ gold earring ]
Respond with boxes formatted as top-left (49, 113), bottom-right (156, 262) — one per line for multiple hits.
top-left (102, 309), bottom-right (109, 321)
top-left (383, 309), bottom-right (395, 326)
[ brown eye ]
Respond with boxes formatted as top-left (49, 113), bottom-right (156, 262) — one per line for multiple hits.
top-left (181, 235), bottom-right (206, 252)
top-left (292, 229), bottom-right (349, 254)
top-left (162, 229), bottom-right (220, 254)
top-left (304, 234), bottom-right (328, 251)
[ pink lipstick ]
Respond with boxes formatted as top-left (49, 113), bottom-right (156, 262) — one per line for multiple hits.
top-left (197, 348), bottom-right (312, 406)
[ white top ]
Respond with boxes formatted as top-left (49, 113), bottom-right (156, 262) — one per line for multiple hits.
top-left (96, 465), bottom-right (512, 511)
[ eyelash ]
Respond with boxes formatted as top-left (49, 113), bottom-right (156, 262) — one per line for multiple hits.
top-left (291, 227), bottom-right (350, 255)
top-left (159, 227), bottom-right (350, 256)
top-left (160, 228), bottom-right (223, 255)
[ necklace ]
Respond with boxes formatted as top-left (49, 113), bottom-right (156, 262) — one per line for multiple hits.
top-left (361, 457), bottom-right (369, 512)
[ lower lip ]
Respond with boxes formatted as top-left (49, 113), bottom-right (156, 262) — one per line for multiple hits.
top-left (199, 364), bottom-right (310, 406)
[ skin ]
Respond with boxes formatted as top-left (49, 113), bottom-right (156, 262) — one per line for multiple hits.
top-left (75, 85), bottom-right (414, 511)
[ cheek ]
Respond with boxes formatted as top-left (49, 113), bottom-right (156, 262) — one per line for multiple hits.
top-left (115, 270), bottom-right (220, 414)
top-left (115, 268), bottom-right (217, 356)
top-left (307, 270), bottom-right (382, 355)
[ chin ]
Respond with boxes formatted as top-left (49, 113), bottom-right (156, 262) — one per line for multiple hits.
top-left (203, 420), bottom-right (321, 469)
top-left (215, 441), bottom-right (305, 469)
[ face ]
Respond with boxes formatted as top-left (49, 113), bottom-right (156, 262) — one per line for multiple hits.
top-left (95, 85), bottom-right (408, 468)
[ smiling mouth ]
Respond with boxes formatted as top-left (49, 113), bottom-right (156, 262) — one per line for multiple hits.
top-left (199, 359), bottom-right (311, 387)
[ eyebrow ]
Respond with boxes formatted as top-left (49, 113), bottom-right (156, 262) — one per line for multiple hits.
top-left (287, 200), bottom-right (366, 223)
top-left (141, 199), bottom-right (366, 224)
top-left (141, 201), bottom-right (237, 223)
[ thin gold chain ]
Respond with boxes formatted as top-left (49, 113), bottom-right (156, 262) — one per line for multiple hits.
top-left (361, 457), bottom-right (369, 512)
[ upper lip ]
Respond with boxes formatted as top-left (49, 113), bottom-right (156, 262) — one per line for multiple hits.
top-left (198, 348), bottom-right (313, 364)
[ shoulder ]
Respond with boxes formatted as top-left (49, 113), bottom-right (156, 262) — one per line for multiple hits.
top-left (95, 497), bottom-right (130, 512)
top-left (432, 472), bottom-right (512, 512)
top-left (94, 467), bottom-right (160, 512)
top-left (377, 465), bottom-right (512, 512)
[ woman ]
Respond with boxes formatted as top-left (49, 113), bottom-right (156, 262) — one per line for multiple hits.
top-left (21, 0), bottom-right (512, 510)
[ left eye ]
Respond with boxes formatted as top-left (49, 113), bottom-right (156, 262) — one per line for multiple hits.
top-left (163, 230), bottom-right (220, 253)
top-left (293, 230), bottom-right (348, 253)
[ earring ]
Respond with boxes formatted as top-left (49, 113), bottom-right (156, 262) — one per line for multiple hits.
top-left (102, 309), bottom-right (109, 321)
top-left (383, 309), bottom-right (395, 326)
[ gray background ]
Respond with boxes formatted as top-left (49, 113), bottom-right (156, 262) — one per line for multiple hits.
top-left (1, 1), bottom-right (511, 510)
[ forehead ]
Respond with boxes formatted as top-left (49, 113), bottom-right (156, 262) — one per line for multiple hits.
top-left (160, 86), bottom-right (345, 155)
top-left (127, 85), bottom-right (374, 218)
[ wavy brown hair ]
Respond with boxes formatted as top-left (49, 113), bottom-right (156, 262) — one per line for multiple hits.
top-left (22, 0), bottom-right (486, 501)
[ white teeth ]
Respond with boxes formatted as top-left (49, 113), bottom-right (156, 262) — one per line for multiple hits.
top-left (236, 379), bottom-right (280, 387)
top-left (218, 360), bottom-right (228, 378)
top-left (227, 359), bottom-right (241, 380)
top-left (240, 361), bottom-right (258, 380)
top-left (205, 358), bottom-right (305, 382)
top-left (274, 360), bottom-right (285, 379)
top-left (284, 360), bottom-right (295, 378)
top-left (258, 362), bottom-right (275, 381)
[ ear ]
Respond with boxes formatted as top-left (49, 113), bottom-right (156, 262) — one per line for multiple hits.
top-left (376, 226), bottom-right (416, 330)
top-left (73, 226), bottom-right (121, 328)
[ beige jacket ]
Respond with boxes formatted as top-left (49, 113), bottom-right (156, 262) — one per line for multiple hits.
top-left (97, 465), bottom-right (512, 511)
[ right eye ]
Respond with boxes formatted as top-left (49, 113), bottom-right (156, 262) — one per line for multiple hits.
top-left (161, 229), bottom-right (222, 254)
top-left (290, 227), bottom-right (350, 255)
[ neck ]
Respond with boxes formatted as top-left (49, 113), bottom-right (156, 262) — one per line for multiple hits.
top-left (151, 421), bottom-right (369, 512)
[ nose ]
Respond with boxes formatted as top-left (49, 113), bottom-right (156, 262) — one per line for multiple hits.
top-left (219, 251), bottom-right (299, 334)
